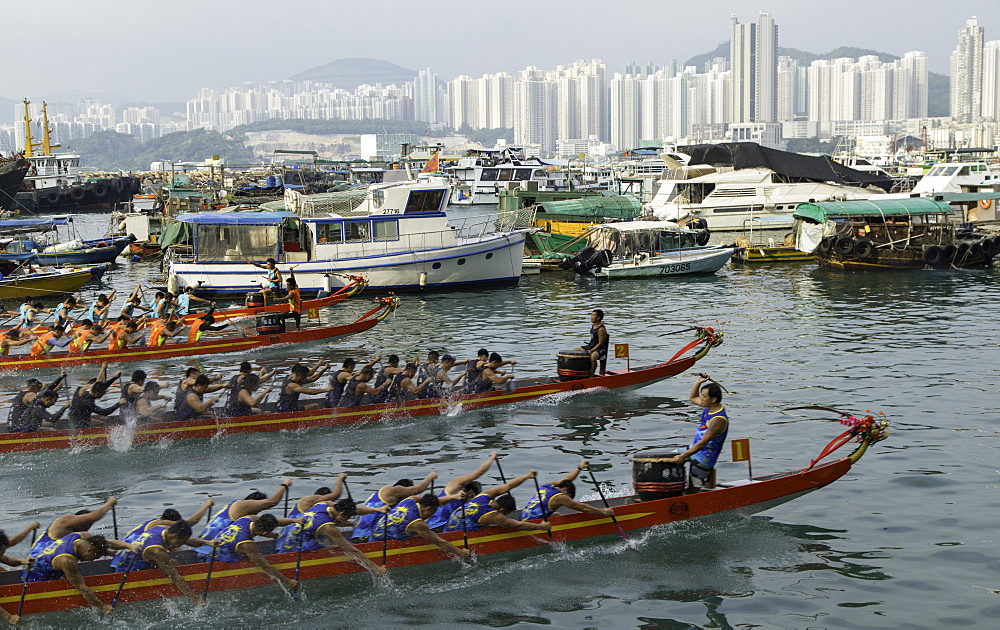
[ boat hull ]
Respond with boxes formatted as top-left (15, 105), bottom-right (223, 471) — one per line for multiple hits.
top-left (0, 455), bottom-right (854, 617)
top-left (0, 356), bottom-right (700, 454)
top-left (733, 246), bottom-right (813, 263)
top-left (169, 233), bottom-right (527, 296)
top-left (0, 267), bottom-right (96, 301)
top-left (595, 247), bottom-right (735, 278)
top-left (30, 237), bottom-right (131, 265)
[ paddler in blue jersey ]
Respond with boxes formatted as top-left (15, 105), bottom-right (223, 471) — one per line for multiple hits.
top-left (667, 373), bottom-right (730, 490)
top-left (24, 531), bottom-right (134, 616)
top-left (425, 451), bottom-right (499, 530)
top-left (349, 473), bottom-right (438, 541)
top-left (276, 498), bottom-right (389, 576)
top-left (248, 257), bottom-right (283, 305)
top-left (27, 497), bottom-right (118, 559)
top-left (369, 493), bottom-right (471, 560)
top-left (110, 520), bottom-right (218, 606)
top-left (521, 460), bottom-right (614, 520)
top-left (201, 513), bottom-right (302, 591)
top-left (445, 470), bottom-right (552, 534)
top-left (195, 478), bottom-right (293, 553)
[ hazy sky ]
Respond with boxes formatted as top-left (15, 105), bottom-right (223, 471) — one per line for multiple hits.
top-left (5, 0), bottom-right (997, 103)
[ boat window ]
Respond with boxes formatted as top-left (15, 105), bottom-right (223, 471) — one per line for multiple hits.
top-left (480, 168), bottom-right (498, 182)
top-left (927, 166), bottom-right (942, 176)
top-left (372, 220), bottom-right (399, 241)
top-left (513, 169), bottom-right (531, 181)
top-left (457, 258), bottom-right (466, 265)
top-left (432, 262), bottom-right (442, 269)
top-left (316, 223), bottom-right (343, 243)
top-left (532, 170), bottom-right (545, 178)
top-left (196, 224), bottom-right (278, 261)
top-left (497, 169), bottom-right (514, 181)
top-left (959, 166), bottom-right (971, 176)
top-left (405, 189), bottom-right (446, 213)
top-left (345, 221), bottom-right (370, 241)
top-left (485, 252), bottom-right (493, 259)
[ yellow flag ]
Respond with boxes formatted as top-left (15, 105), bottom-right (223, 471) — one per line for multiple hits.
top-left (614, 343), bottom-right (629, 358)
top-left (731, 438), bottom-right (751, 462)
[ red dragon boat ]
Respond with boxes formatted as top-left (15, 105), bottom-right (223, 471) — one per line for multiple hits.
top-left (0, 327), bottom-right (722, 454)
top-left (0, 297), bottom-right (399, 372)
top-left (0, 416), bottom-right (888, 619)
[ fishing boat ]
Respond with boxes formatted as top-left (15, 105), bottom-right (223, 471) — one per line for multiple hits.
top-left (558, 222), bottom-right (733, 278)
top-left (0, 414), bottom-right (888, 618)
top-left (0, 326), bottom-right (723, 453)
top-left (732, 216), bottom-right (813, 264)
top-left (645, 142), bottom-right (893, 232)
top-left (0, 265), bottom-right (106, 301)
top-left (793, 198), bottom-right (1000, 270)
top-left (0, 297), bottom-right (398, 372)
top-left (0, 156), bottom-right (30, 212)
top-left (162, 180), bottom-right (529, 295)
top-left (0, 216), bottom-right (132, 265)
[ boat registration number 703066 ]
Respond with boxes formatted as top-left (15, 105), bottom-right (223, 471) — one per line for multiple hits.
top-left (660, 263), bottom-right (692, 274)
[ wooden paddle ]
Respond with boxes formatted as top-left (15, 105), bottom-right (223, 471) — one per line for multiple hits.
top-left (292, 522), bottom-right (306, 601)
top-left (111, 551), bottom-right (139, 609)
top-left (380, 509), bottom-right (390, 568)
top-left (586, 469), bottom-right (635, 549)
top-left (111, 503), bottom-right (119, 540)
top-left (16, 558), bottom-right (32, 617)
top-left (202, 544), bottom-right (217, 601)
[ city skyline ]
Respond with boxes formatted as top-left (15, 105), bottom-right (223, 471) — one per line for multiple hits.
top-left (4, 0), bottom-right (993, 103)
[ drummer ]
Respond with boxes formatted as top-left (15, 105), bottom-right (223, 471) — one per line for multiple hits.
top-left (574, 309), bottom-right (609, 376)
top-left (248, 258), bottom-right (283, 305)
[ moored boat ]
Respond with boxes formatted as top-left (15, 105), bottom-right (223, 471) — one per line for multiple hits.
top-left (0, 297), bottom-right (399, 372)
top-left (793, 198), bottom-right (1000, 270)
top-left (0, 414), bottom-right (888, 619)
top-left (0, 326), bottom-right (723, 453)
top-left (0, 264), bottom-right (105, 301)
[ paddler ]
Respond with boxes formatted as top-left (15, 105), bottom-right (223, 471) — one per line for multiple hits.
top-left (108, 319), bottom-right (145, 350)
top-left (7, 372), bottom-right (65, 428)
top-left (1, 524), bottom-right (39, 623)
top-left (134, 381), bottom-right (170, 421)
top-left (574, 309), bottom-right (609, 376)
top-left (18, 299), bottom-right (50, 328)
top-left (120, 288), bottom-right (152, 319)
top-left (248, 257), bottom-right (283, 305)
top-left (146, 319), bottom-right (186, 346)
top-left (23, 532), bottom-right (134, 616)
top-left (276, 362), bottom-right (332, 412)
top-left (112, 499), bottom-right (215, 549)
top-left (84, 291), bottom-right (116, 322)
top-left (0, 327), bottom-right (37, 357)
top-left (68, 365), bottom-right (122, 429)
top-left (275, 498), bottom-right (389, 576)
top-left (29, 324), bottom-right (71, 357)
top-left (110, 520), bottom-right (218, 606)
top-left (283, 276), bottom-right (302, 330)
top-left (444, 470), bottom-right (552, 534)
top-left (223, 362), bottom-right (278, 412)
top-left (282, 475), bottom-right (349, 520)
top-left (69, 322), bottom-right (112, 354)
top-left (474, 353), bottom-right (516, 392)
top-left (338, 365), bottom-right (391, 407)
top-left (349, 473), bottom-right (438, 541)
top-left (520, 460), bottom-right (614, 520)
top-left (327, 355), bottom-right (380, 407)
top-left (369, 493), bottom-right (471, 560)
top-left (27, 496), bottom-right (118, 559)
top-left (53, 296), bottom-right (80, 329)
top-left (198, 513), bottom-right (302, 591)
top-left (385, 362), bottom-right (434, 403)
top-left (222, 373), bottom-right (272, 417)
top-left (174, 375), bottom-right (222, 422)
top-left (188, 309), bottom-right (230, 343)
top-left (12, 389), bottom-right (69, 432)
top-left (175, 286), bottom-right (211, 317)
top-left (666, 373), bottom-right (729, 490)
top-left (196, 478), bottom-right (293, 546)
top-left (424, 451), bottom-right (499, 530)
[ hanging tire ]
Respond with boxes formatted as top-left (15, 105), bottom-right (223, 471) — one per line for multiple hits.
top-left (854, 239), bottom-right (874, 259)
top-left (834, 236), bottom-right (855, 256)
top-left (817, 236), bottom-right (834, 254)
top-left (696, 229), bottom-right (711, 246)
top-left (923, 245), bottom-right (944, 266)
top-left (970, 241), bottom-right (983, 258)
top-left (955, 243), bottom-right (970, 262)
top-left (69, 187), bottom-right (86, 201)
top-left (941, 244), bottom-right (957, 262)
top-left (991, 236), bottom-right (1000, 252)
top-left (44, 191), bottom-right (60, 204)
top-left (92, 183), bottom-right (108, 198)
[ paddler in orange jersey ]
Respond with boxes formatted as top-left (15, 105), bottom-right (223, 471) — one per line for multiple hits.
top-left (108, 319), bottom-right (146, 350)
top-left (284, 276), bottom-right (303, 330)
top-left (0, 327), bottom-right (36, 356)
top-left (147, 319), bottom-right (186, 347)
top-left (69, 322), bottom-right (112, 355)
top-left (29, 325), bottom-right (71, 357)
top-left (188, 306), bottom-right (230, 344)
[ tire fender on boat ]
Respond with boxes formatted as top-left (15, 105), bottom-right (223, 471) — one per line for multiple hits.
top-left (854, 239), bottom-right (874, 259)
top-left (817, 236), bottom-right (834, 254)
top-left (923, 245), bottom-right (945, 266)
top-left (834, 236), bottom-right (855, 256)
top-left (941, 244), bottom-right (957, 263)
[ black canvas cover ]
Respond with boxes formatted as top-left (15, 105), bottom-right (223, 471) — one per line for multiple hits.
top-left (680, 142), bottom-right (893, 192)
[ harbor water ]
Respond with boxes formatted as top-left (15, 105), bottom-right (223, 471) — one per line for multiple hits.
top-left (2, 213), bottom-right (999, 628)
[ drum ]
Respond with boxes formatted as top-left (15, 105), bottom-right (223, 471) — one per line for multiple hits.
top-left (631, 449), bottom-right (687, 501)
top-left (556, 349), bottom-right (592, 381)
top-left (255, 314), bottom-right (285, 335)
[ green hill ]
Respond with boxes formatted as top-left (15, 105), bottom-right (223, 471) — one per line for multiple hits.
top-left (65, 129), bottom-right (254, 171)
top-left (683, 43), bottom-right (949, 117)
top-left (289, 57), bottom-right (418, 89)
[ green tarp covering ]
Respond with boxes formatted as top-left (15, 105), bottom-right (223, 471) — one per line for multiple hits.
top-left (793, 198), bottom-right (954, 223)
top-left (158, 220), bottom-right (192, 249)
top-left (536, 195), bottom-right (642, 219)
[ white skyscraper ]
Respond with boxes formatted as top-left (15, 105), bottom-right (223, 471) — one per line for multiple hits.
top-left (729, 12), bottom-right (778, 123)
top-left (414, 69), bottom-right (440, 123)
top-left (894, 51), bottom-right (928, 120)
top-left (514, 67), bottom-right (556, 152)
top-left (950, 17), bottom-right (985, 123)
top-left (447, 75), bottom-right (478, 129)
top-left (984, 41), bottom-right (1000, 122)
top-left (610, 73), bottom-right (642, 150)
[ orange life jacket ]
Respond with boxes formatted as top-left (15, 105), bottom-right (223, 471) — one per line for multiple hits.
top-left (147, 322), bottom-right (167, 347)
top-left (188, 319), bottom-right (206, 344)
top-left (30, 332), bottom-right (56, 357)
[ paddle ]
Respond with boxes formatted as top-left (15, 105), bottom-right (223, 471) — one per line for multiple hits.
top-left (657, 327), bottom-right (696, 337)
top-left (292, 523), bottom-right (305, 601)
top-left (459, 498), bottom-right (470, 552)
top-left (698, 373), bottom-right (731, 394)
top-left (531, 475), bottom-right (554, 542)
top-left (342, 479), bottom-right (353, 502)
top-left (783, 405), bottom-right (851, 417)
top-left (283, 491), bottom-right (290, 519)
top-left (202, 543), bottom-right (217, 601)
top-left (16, 558), bottom-right (32, 617)
top-left (111, 503), bottom-right (119, 540)
top-left (111, 550), bottom-right (139, 609)
top-left (495, 457), bottom-right (511, 500)
top-left (380, 508), bottom-right (389, 569)
top-left (586, 469), bottom-right (635, 549)
top-left (214, 305), bottom-right (250, 341)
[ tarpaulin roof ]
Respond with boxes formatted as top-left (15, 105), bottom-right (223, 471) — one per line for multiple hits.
top-left (0, 217), bottom-right (70, 231)
top-left (174, 211), bottom-right (296, 224)
top-left (536, 195), bottom-right (642, 219)
top-left (793, 198), bottom-right (953, 223)
top-left (680, 142), bottom-right (894, 192)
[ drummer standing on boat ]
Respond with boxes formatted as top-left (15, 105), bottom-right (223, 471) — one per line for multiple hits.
top-left (574, 309), bottom-right (609, 376)
top-left (667, 374), bottom-right (729, 490)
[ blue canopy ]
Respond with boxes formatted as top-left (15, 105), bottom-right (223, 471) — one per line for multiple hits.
top-left (174, 211), bottom-right (296, 225)
top-left (0, 217), bottom-right (70, 231)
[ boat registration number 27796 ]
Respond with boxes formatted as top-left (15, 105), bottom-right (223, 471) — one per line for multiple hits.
top-left (660, 263), bottom-right (692, 274)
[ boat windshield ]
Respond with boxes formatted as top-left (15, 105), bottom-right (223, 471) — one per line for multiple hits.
top-left (196, 224), bottom-right (278, 261)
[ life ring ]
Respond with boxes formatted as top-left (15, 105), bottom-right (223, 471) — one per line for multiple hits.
top-left (834, 236), bottom-right (855, 256)
top-left (941, 244), bottom-right (957, 263)
top-left (923, 245), bottom-right (944, 266)
top-left (817, 236), bottom-right (834, 254)
top-left (979, 199), bottom-right (993, 210)
top-left (97, 241), bottom-right (109, 248)
top-left (854, 239), bottom-right (874, 259)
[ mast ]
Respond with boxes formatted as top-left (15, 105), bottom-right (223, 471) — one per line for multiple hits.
top-left (40, 102), bottom-right (61, 156)
top-left (22, 99), bottom-right (40, 157)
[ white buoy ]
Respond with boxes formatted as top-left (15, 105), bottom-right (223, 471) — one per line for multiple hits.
top-left (167, 273), bottom-right (179, 294)
top-left (419, 271), bottom-right (428, 287)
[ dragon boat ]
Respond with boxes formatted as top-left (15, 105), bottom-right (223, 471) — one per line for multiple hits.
top-left (0, 297), bottom-right (399, 372)
top-left (0, 415), bottom-right (889, 619)
top-left (0, 327), bottom-right (722, 454)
